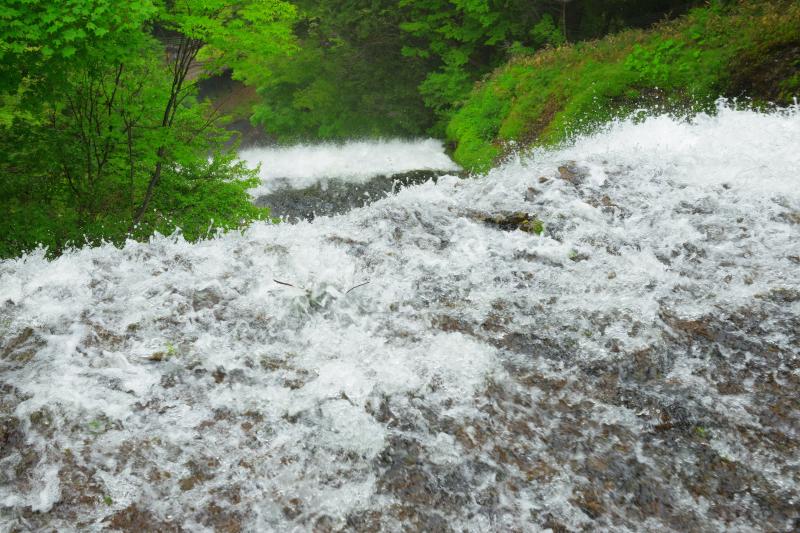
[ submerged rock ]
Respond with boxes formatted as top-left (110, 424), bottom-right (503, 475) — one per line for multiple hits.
top-left (467, 210), bottom-right (545, 235)
top-left (2, 110), bottom-right (799, 531)
top-left (557, 162), bottom-right (589, 185)
top-left (254, 169), bottom-right (455, 221)
top-left (105, 504), bottom-right (184, 532)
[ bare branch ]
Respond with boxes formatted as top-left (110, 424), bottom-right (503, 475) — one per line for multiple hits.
top-left (345, 281), bottom-right (370, 294)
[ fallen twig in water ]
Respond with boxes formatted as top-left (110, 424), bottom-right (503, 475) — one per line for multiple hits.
top-left (346, 281), bottom-right (370, 294)
top-left (272, 279), bottom-right (370, 296)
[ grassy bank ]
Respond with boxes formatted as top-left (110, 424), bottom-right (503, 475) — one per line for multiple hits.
top-left (447, 0), bottom-right (800, 172)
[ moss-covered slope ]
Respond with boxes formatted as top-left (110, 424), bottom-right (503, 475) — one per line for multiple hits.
top-left (447, 0), bottom-right (800, 172)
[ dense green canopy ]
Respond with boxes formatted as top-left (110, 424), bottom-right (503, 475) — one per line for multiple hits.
top-left (0, 0), bottom-right (297, 257)
top-left (253, 0), bottom-right (704, 138)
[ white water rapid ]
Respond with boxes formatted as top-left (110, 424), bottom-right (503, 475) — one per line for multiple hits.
top-left (1, 105), bottom-right (799, 531)
top-left (240, 139), bottom-right (461, 196)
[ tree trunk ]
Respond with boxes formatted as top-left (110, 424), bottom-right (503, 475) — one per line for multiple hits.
top-left (130, 36), bottom-right (200, 230)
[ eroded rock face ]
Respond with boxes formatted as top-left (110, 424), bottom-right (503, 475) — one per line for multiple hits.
top-left (1, 109), bottom-right (799, 531)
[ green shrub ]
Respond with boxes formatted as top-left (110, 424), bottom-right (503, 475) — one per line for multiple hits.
top-left (447, 0), bottom-right (800, 171)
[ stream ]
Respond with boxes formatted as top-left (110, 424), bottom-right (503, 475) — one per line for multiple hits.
top-left (1, 106), bottom-right (799, 531)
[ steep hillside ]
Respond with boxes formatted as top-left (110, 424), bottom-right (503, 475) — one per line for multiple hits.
top-left (447, 0), bottom-right (800, 171)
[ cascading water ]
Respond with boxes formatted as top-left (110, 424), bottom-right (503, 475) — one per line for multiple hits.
top-left (240, 138), bottom-right (461, 196)
top-left (240, 139), bottom-right (462, 221)
top-left (1, 104), bottom-right (798, 532)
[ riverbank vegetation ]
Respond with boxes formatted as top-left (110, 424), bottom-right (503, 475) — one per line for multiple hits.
top-left (252, 0), bottom-right (710, 140)
top-left (1, 0), bottom-right (798, 258)
top-left (447, 0), bottom-right (800, 170)
top-left (0, 0), bottom-right (296, 257)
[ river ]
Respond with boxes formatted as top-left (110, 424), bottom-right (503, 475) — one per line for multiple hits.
top-left (1, 104), bottom-right (798, 531)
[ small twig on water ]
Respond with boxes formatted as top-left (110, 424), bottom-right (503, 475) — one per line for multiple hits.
top-left (345, 281), bottom-right (370, 294)
top-left (272, 278), bottom-right (369, 295)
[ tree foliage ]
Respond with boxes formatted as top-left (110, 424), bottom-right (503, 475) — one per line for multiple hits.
top-left (248, 0), bottom-right (704, 138)
top-left (446, 0), bottom-right (800, 171)
top-left (397, 0), bottom-right (702, 130)
top-left (252, 0), bottom-right (434, 140)
top-left (0, 0), bottom-right (296, 257)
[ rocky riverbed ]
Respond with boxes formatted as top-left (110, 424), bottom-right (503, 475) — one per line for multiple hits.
top-left (1, 107), bottom-right (799, 531)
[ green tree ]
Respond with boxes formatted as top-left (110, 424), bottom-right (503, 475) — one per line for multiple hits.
top-left (398, 0), bottom-right (561, 129)
top-left (398, 0), bottom-right (702, 130)
top-left (0, 0), bottom-right (296, 257)
top-left (252, 0), bottom-right (433, 140)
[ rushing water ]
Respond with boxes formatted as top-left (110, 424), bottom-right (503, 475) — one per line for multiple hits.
top-left (240, 139), bottom-right (461, 197)
top-left (241, 139), bottom-right (462, 221)
top-left (1, 105), bottom-right (799, 532)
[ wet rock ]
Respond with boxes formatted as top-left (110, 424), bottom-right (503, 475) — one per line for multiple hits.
top-left (495, 331), bottom-right (577, 359)
top-left (557, 162), bottom-right (589, 185)
top-left (524, 187), bottom-right (540, 201)
top-left (280, 497), bottom-right (303, 520)
top-left (620, 347), bottom-right (673, 382)
top-left (13, 447), bottom-right (40, 485)
top-left (105, 503), bottom-right (184, 532)
top-left (376, 436), bottom-right (469, 512)
top-left (82, 322), bottom-right (126, 350)
top-left (376, 439), bottom-right (435, 505)
top-left (756, 287), bottom-right (800, 303)
top-left (568, 250), bottom-right (590, 262)
top-left (344, 510), bottom-right (384, 531)
top-left (779, 211), bottom-right (800, 225)
top-left (716, 381), bottom-right (747, 395)
top-left (467, 210), bottom-right (545, 234)
top-left (539, 514), bottom-right (569, 532)
top-left (145, 351), bottom-right (170, 362)
top-left (56, 448), bottom-right (107, 509)
top-left (677, 200), bottom-right (715, 215)
top-left (387, 506), bottom-right (452, 532)
top-left (200, 501), bottom-right (243, 533)
top-left (28, 407), bottom-right (55, 437)
top-left (366, 395), bottom-right (396, 425)
top-left (659, 309), bottom-right (716, 343)
top-left (0, 413), bottom-right (21, 445)
top-left (432, 315), bottom-right (475, 335)
top-left (179, 456), bottom-right (220, 491)
top-left (254, 169), bottom-right (452, 221)
top-left (480, 310), bottom-right (510, 333)
top-left (512, 249), bottom-right (564, 266)
top-left (672, 242), bottom-right (707, 262)
top-left (192, 286), bottom-right (222, 310)
top-left (1, 327), bottom-right (44, 364)
top-left (573, 488), bottom-right (605, 519)
top-left (311, 514), bottom-right (338, 532)
top-left (160, 372), bottom-right (179, 389)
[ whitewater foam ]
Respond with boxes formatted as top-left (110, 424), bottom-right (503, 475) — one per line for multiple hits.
top-left (240, 138), bottom-right (461, 196)
top-left (1, 105), bottom-right (798, 531)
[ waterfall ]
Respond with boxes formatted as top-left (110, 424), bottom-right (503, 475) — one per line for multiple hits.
top-left (1, 104), bottom-right (798, 531)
